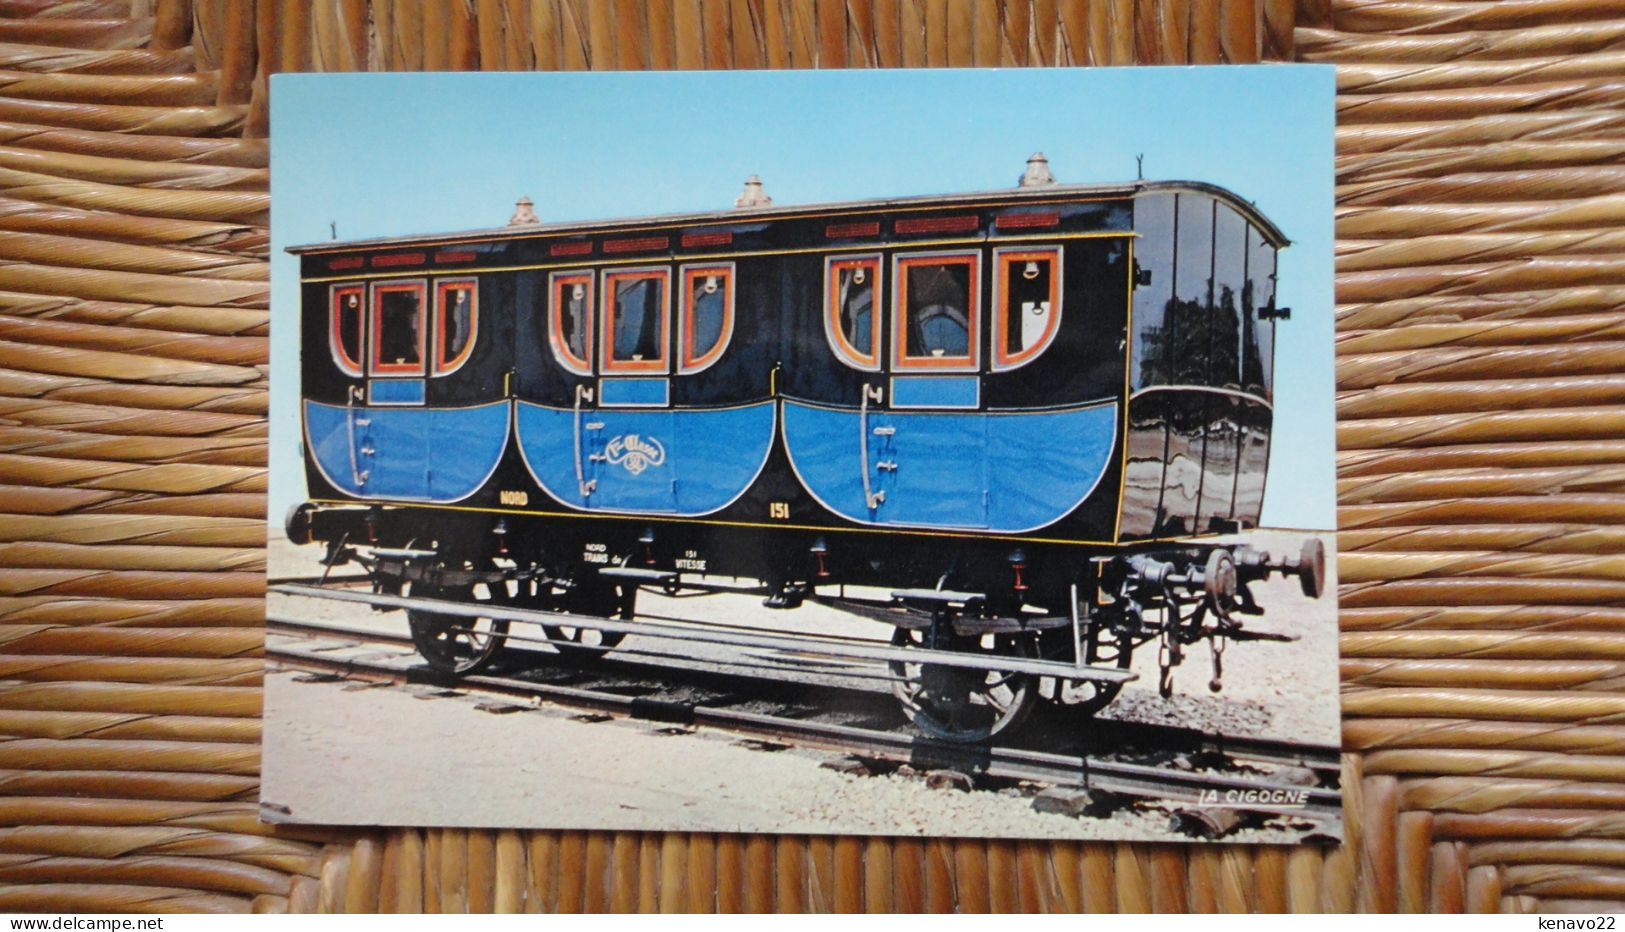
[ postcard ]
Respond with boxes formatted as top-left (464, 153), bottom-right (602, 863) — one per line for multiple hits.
top-left (263, 66), bottom-right (1339, 843)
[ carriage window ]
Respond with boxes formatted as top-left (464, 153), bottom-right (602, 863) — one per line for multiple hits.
top-left (992, 247), bottom-right (1061, 371)
top-left (1244, 225), bottom-right (1277, 399)
top-left (548, 271), bottom-right (593, 375)
top-left (602, 268), bottom-right (669, 372)
top-left (1173, 195), bottom-right (1215, 386)
top-left (1131, 193), bottom-right (1176, 390)
top-left (680, 263), bottom-right (733, 374)
top-left (1211, 206), bottom-right (1247, 390)
top-left (434, 279), bottom-right (478, 375)
top-left (826, 255), bottom-right (881, 370)
top-left (894, 252), bottom-right (979, 370)
top-left (330, 284), bottom-right (364, 376)
top-left (370, 280), bottom-right (426, 375)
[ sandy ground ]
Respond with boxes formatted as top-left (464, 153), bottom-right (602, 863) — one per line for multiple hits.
top-left (262, 669), bottom-right (1322, 842)
top-left (263, 529), bottom-right (1340, 839)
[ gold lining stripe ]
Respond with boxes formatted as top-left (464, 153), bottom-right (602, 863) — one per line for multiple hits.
top-left (299, 231), bottom-right (1137, 284)
top-left (1113, 238), bottom-right (1134, 544)
top-left (309, 497), bottom-right (1122, 547)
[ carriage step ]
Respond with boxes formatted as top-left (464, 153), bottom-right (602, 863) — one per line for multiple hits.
top-left (366, 547), bottom-right (438, 561)
top-left (599, 566), bottom-right (678, 582)
top-left (891, 588), bottom-right (984, 606)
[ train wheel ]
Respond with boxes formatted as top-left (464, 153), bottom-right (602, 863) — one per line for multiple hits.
top-left (406, 579), bottom-right (511, 676)
top-left (889, 627), bottom-right (1037, 743)
top-left (1039, 626), bottom-right (1133, 716)
top-left (544, 581), bottom-right (635, 657)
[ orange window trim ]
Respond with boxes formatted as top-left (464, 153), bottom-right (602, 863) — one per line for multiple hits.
top-left (681, 265), bottom-right (733, 373)
top-left (434, 279), bottom-right (479, 375)
top-left (826, 256), bottom-right (881, 369)
top-left (601, 269), bottom-right (669, 373)
top-left (894, 254), bottom-right (979, 371)
top-left (370, 281), bottom-right (427, 375)
top-left (550, 272), bottom-right (594, 375)
top-left (994, 248), bottom-right (1061, 369)
top-left (330, 285), bottom-right (364, 375)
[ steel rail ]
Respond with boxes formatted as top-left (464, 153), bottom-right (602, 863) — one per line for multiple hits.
top-left (271, 583), bottom-right (1140, 684)
top-left (266, 613), bottom-right (906, 687)
top-left (265, 616), bottom-right (416, 647)
top-left (266, 573), bottom-right (375, 587)
top-left (266, 612), bottom-right (1339, 772)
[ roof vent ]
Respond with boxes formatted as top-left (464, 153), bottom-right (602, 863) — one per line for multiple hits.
top-left (508, 195), bottom-right (540, 226)
top-left (1018, 152), bottom-right (1057, 187)
top-left (734, 175), bottom-right (772, 209)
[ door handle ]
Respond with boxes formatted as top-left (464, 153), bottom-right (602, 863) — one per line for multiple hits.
top-left (573, 384), bottom-right (597, 498)
top-left (860, 384), bottom-right (885, 509)
top-left (344, 388), bottom-right (367, 487)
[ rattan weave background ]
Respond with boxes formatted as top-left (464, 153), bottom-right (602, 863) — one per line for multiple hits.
top-left (0, 0), bottom-right (1620, 913)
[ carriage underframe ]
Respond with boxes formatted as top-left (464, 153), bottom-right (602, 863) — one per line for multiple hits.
top-left (285, 503), bottom-right (1324, 743)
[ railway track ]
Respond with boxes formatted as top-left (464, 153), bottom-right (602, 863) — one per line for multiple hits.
top-left (266, 612), bottom-right (1341, 841)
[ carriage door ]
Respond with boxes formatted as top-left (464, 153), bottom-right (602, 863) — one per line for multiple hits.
top-left (357, 278), bottom-right (429, 497)
top-left (325, 282), bottom-right (374, 492)
top-left (871, 250), bottom-right (989, 528)
top-left (546, 267), bottom-right (679, 512)
top-left (871, 247), bottom-right (1062, 531)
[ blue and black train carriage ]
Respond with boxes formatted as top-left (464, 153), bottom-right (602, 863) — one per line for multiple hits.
top-left (287, 157), bottom-right (1326, 742)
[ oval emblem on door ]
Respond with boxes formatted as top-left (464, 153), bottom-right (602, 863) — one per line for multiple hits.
top-left (604, 434), bottom-right (666, 475)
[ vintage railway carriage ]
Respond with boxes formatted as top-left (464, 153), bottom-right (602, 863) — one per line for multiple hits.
top-left (289, 160), bottom-right (1325, 741)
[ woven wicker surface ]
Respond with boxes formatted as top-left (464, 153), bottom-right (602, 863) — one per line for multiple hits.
top-left (0, 0), bottom-right (1620, 913)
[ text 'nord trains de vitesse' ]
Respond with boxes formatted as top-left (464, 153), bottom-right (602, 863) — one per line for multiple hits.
top-left (285, 155), bottom-right (1327, 742)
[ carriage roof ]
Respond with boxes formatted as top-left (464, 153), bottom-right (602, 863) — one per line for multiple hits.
top-left (287, 179), bottom-right (1287, 255)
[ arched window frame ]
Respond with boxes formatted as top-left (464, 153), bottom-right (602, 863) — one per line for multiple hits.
top-left (891, 250), bottom-right (981, 373)
top-left (600, 266), bottom-right (671, 374)
top-left (990, 245), bottom-right (1063, 372)
top-left (329, 283), bottom-right (365, 377)
top-left (368, 278), bottom-right (428, 376)
top-left (678, 261), bottom-right (735, 375)
top-left (547, 269), bottom-right (594, 376)
top-left (823, 253), bottom-right (882, 372)
top-left (432, 278), bottom-right (479, 376)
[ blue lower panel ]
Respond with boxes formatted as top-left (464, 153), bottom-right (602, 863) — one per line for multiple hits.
top-left (782, 399), bottom-right (1118, 533)
top-left (304, 399), bottom-right (510, 501)
top-left (515, 400), bottom-right (775, 515)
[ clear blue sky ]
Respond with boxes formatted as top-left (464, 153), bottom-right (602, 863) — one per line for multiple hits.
top-left (269, 66), bottom-right (1336, 530)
